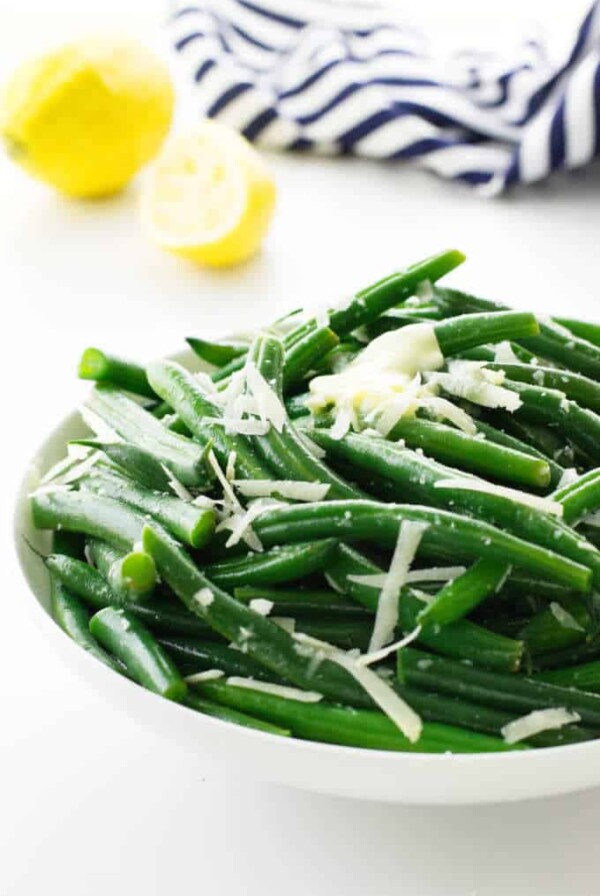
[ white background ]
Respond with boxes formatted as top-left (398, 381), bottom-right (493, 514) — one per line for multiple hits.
top-left (2, 0), bottom-right (600, 894)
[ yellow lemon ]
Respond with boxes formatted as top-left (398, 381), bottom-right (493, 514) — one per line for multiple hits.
top-left (0, 38), bottom-right (174, 197)
top-left (141, 121), bottom-right (276, 267)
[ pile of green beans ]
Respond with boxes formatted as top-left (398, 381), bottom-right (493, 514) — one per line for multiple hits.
top-left (30, 249), bottom-right (600, 755)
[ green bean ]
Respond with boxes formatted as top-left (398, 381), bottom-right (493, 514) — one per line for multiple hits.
top-left (151, 400), bottom-right (173, 420)
top-left (282, 326), bottom-right (339, 391)
top-left (78, 348), bottom-right (155, 399)
top-left (159, 637), bottom-right (279, 680)
top-left (498, 572), bottom-right (574, 604)
top-left (146, 360), bottom-right (273, 480)
top-left (32, 489), bottom-right (147, 551)
top-left (47, 553), bottom-right (122, 608)
top-left (253, 499), bottom-right (591, 592)
top-left (247, 335), bottom-right (364, 500)
top-left (129, 599), bottom-right (216, 638)
top-left (490, 412), bottom-right (575, 468)
top-left (435, 287), bottom-right (600, 380)
top-left (393, 682), bottom-right (591, 746)
top-left (287, 618), bottom-right (372, 651)
top-left (520, 597), bottom-right (591, 655)
top-left (417, 559), bottom-right (510, 627)
top-left (185, 692), bottom-right (291, 736)
top-left (85, 385), bottom-right (210, 487)
top-left (326, 544), bottom-right (523, 671)
top-left (434, 311), bottom-right (539, 357)
top-left (397, 647), bottom-right (600, 731)
top-left (535, 660), bottom-right (600, 692)
top-left (82, 468), bottom-right (216, 549)
top-left (327, 249), bottom-right (466, 337)
top-left (501, 379), bottom-right (600, 464)
top-left (233, 585), bottom-right (370, 617)
top-left (141, 524), bottom-right (379, 708)
top-left (48, 550), bottom-right (221, 638)
top-left (205, 539), bottom-right (338, 589)
top-left (364, 310), bottom-right (539, 356)
top-left (458, 343), bottom-right (536, 364)
top-left (71, 439), bottom-right (175, 492)
top-left (196, 252), bottom-right (465, 393)
top-left (89, 606), bottom-right (188, 701)
top-left (389, 417), bottom-right (551, 489)
top-left (210, 354), bottom-right (248, 383)
top-left (50, 573), bottom-right (121, 671)
top-left (86, 538), bottom-right (157, 600)
top-left (553, 469), bottom-right (600, 525)
top-left (206, 319), bottom-right (321, 387)
top-left (474, 419), bottom-right (565, 487)
top-left (530, 639), bottom-right (600, 670)
top-left (483, 363), bottom-right (600, 413)
top-left (196, 680), bottom-right (522, 753)
top-left (309, 430), bottom-right (599, 586)
top-left (186, 337), bottom-right (248, 367)
top-left (311, 342), bottom-right (361, 378)
top-left (366, 311), bottom-right (444, 338)
top-left (554, 317), bottom-right (600, 348)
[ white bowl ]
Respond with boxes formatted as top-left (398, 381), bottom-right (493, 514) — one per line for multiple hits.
top-left (14, 361), bottom-right (600, 805)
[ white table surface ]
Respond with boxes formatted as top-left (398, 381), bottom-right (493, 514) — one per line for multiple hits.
top-left (2, 1), bottom-right (600, 894)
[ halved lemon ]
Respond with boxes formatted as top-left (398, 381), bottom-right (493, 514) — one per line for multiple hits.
top-left (141, 121), bottom-right (276, 267)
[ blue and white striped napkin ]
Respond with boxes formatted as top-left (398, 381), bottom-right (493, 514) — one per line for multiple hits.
top-left (168, 0), bottom-right (600, 193)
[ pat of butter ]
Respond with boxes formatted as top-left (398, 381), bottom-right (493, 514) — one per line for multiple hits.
top-left (308, 322), bottom-right (444, 416)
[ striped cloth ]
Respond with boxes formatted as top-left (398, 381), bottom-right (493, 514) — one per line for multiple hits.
top-left (168, 0), bottom-right (600, 193)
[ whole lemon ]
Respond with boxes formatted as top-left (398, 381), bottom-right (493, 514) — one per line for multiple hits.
top-left (0, 38), bottom-right (174, 197)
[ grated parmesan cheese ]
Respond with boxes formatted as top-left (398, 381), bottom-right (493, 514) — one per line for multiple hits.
top-left (415, 279), bottom-right (434, 301)
top-left (556, 467), bottom-right (579, 490)
top-left (79, 405), bottom-right (121, 443)
top-left (347, 573), bottom-right (388, 588)
top-left (185, 669), bottom-right (224, 683)
top-left (297, 430), bottom-right (327, 459)
top-left (368, 521), bottom-right (428, 653)
top-left (194, 371), bottom-right (218, 394)
top-left (249, 598), bottom-right (274, 616)
top-left (348, 566), bottom-right (465, 589)
top-left (357, 625), bottom-right (422, 667)
top-left (501, 707), bottom-right (580, 744)
top-left (272, 616), bottom-right (296, 634)
top-left (418, 394), bottom-right (477, 434)
top-left (244, 361), bottom-right (287, 433)
top-left (216, 501), bottom-right (271, 550)
top-left (233, 479), bottom-right (330, 501)
top-left (494, 341), bottom-right (520, 364)
top-left (194, 587), bottom-right (214, 608)
top-left (291, 634), bottom-right (423, 743)
top-left (549, 602), bottom-right (584, 632)
top-left (225, 451), bottom-right (237, 483)
top-left (406, 565), bottom-right (466, 583)
top-left (329, 406), bottom-right (353, 440)
top-left (583, 509), bottom-right (600, 528)
top-left (202, 416), bottom-right (270, 436)
top-left (207, 449), bottom-right (263, 551)
top-left (160, 463), bottom-right (193, 501)
top-left (427, 360), bottom-right (522, 412)
top-left (226, 677), bottom-right (323, 703)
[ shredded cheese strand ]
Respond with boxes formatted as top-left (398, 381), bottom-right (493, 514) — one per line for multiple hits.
top-left (368, 521), bottom-right (428, 653)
